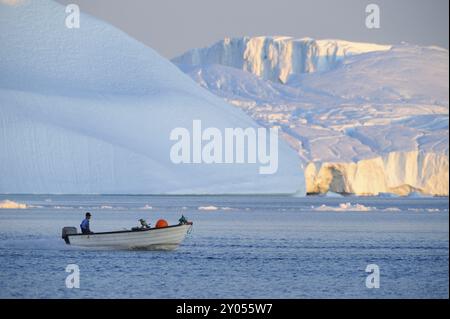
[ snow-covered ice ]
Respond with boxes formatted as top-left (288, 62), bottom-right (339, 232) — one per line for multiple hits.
top-left (174, 37), bottom-right (449, 196)
top-left (173, 36), bottom-right (391, 83)
top-left (198, 205), bottom-right (219, 211)
top-left (0, 1), bottom-right (304, 195)
top-left (313, 202), bottom-right (373, 212)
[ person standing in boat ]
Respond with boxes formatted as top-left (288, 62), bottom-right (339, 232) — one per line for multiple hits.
top-left (80, 212), bottom-right (93, 234)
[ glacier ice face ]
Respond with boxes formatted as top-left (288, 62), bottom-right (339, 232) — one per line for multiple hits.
top-left (0, 1), bottom-right (305, 195)
top-left (175, 38), bottom-right (449, 196)
top-left (173, 36), bottom-right (391, 84)
top-left (305, 152), bottom-right (449, 196)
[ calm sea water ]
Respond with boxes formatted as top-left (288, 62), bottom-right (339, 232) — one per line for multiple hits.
top-left (0, 194), bottom-right (448, 298)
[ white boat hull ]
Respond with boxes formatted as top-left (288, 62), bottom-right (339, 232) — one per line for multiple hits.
top-left (65, 224), bottom-right (192, 250)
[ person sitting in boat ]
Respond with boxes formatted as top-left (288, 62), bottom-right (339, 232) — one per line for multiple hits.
top-left (80, 212), bottom-right (93, 234)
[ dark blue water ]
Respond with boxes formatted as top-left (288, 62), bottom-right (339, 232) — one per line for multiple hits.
top-left (0, 195), bottom-right (448, 298)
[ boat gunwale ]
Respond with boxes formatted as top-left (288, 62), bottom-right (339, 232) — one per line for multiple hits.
top-left (66, 223), bottom-right (191, 238)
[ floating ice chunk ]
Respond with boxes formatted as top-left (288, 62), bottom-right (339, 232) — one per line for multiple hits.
top-left (198, 205), bottom-right (219, 211)
top-left (313, 202), bottom-right (373, 212)
top-left (0, 200), bottom-right (27, 209)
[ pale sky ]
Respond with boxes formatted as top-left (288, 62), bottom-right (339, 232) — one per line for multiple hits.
top-left (57, 0), bottom-right (449, 58)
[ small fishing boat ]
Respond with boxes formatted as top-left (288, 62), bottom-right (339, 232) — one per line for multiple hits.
top-left (61, 222), bottom-right (193, 251)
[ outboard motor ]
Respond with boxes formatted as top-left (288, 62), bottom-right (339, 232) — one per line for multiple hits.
top-left (62, 227), bottom-right (78, 244)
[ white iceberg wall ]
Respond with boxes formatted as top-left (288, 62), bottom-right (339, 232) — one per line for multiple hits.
top-left (0, 90), bottom-right (305, 194)
top-left (173, 36), bottom-right (391, 83)
top-left (0, 1), bottom-right (306, 195)
top-left (306, 151), bottom-right (449, 196)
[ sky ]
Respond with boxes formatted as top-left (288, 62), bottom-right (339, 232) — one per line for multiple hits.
top-left (57, 0), bottom-right (449, 59)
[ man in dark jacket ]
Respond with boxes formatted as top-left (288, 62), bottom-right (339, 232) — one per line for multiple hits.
top-left (80, 212), bottom-right (93, 234)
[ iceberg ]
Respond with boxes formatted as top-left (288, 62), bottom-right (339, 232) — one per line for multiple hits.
top-left (0, 1), bottom-right (305, 195)
top-left (305, 151), bottom-right (448, 196)
top-left (0, 200), bottom-right (27, 209)
top-left (173, 36), bottom-right (391, 84)
top-left (198, 206), bottom-right (219, 211)
top-left (313, 203), bottom-right (373, 212)
top-left (174, 37), bottom-right (449, 196)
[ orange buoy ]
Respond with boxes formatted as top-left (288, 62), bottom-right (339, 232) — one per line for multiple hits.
top-left (155, 219), bottom-right (168, 228)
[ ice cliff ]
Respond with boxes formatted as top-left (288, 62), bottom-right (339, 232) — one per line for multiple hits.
top-left (305, 152), bottom-right (448, 196)
top-left (174, 37), bottom-right (449, 196)
top-left (0, 1), bottom-right (305, 194)
top-left (173, 36), bottom-right (391, 84)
